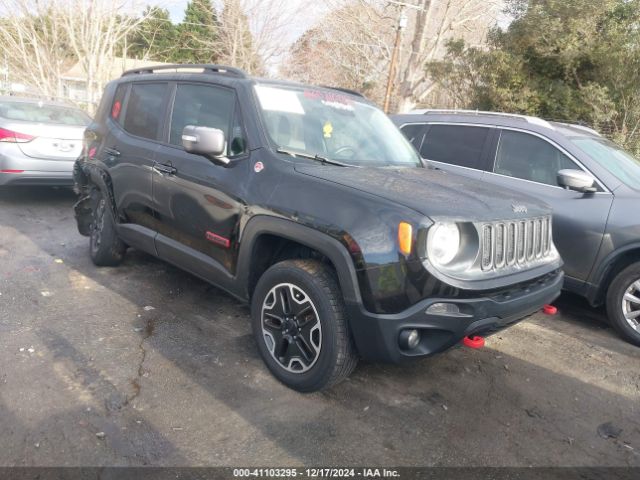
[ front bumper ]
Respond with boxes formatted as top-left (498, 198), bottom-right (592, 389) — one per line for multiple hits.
top-left (346, 270), bottom-right (563, 363)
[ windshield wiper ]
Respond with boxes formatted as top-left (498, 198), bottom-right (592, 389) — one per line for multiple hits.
top-left (276, 148), bottom-right (353, 167)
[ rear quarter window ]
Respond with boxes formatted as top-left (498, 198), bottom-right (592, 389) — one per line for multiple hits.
top-left (122, 83), bottom-right (168, 140)
top-left (421, 124), bottom-right (490, 169)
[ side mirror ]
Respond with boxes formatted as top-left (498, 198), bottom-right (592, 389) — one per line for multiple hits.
top-left (182, 125), bottom-right (229, 166)
top-left (557, 169), bottom-right (597, 193)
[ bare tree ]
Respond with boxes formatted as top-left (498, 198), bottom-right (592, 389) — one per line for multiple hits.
top-left (180, 0), bottom-right (314, 75)
top-left (395, 0), bottom-right (502, 112)
top-left (61, 0), bottom-right (148, 106)
top-left (0, 0), bottom-right (70, 98)
top-left (215, 0), bottom-right (262, 73)
top-left (284, 0), bottom-right (502, 110)
top-left (282, 1), bottom-right (394, 102)
top-left (241, 0), bottom-right (313, 71)
top-left (0, 0), bottom-right (147, 107)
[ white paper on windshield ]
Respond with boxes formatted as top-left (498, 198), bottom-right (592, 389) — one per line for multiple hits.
top-left (255, 86), bottom-right (305, 115)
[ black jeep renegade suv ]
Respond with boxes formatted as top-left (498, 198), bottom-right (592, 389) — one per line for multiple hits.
top-left (73, 64), bottom-right (563, 392)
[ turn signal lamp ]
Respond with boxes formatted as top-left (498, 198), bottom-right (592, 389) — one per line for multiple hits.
top-left (398, 222), bottom-right (413, 255)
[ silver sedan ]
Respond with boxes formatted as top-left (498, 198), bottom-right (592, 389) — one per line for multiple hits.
top-left (0, 96), bottom-right (91, 186)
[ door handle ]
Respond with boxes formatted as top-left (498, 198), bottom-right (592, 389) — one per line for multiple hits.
top-left (104, 147), bottom-right (120, 157)
top-left (154, 163), bottom-right (177, 175)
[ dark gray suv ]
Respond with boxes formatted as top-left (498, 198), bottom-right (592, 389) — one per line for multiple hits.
top-left (393, 110), bottom-right (640, 347)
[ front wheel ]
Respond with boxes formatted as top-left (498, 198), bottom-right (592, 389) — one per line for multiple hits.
top-left (606, 262), bottom-right (640, 347)
top-left (251, 259), bottom-right (358, 392)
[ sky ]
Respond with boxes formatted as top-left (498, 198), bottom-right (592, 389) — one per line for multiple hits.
top-left (162, 0), bottom-right (320, 26)
top-left (165, 0), bottom-right (187, 22)
top-left (159, 0), bottom-right (318, 43)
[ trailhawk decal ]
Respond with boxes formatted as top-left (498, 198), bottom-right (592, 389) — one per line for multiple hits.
top-left (205, 231), bottom-right (231, 248)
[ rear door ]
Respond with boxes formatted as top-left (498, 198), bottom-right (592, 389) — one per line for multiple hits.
top-left (483, 128), bottom-right (614, 284)
top-left (152, 81), bottom-right (250, 282)
top-left (107, 81), bottom-right (168, 233)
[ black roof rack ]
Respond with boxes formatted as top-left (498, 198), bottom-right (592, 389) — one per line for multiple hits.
top-left (320, 85), bottom-right (365, 98)
top-left (122, 64), bottom-right (248, 79)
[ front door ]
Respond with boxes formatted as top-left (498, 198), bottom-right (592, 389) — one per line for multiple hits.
top-left (152, 82), bottom-right (250, 282)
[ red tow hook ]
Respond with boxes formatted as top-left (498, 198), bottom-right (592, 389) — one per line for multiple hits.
top-left (462, 335), bottom-right (485, 349)
top-left (543, 304), bottom-right (558, 315)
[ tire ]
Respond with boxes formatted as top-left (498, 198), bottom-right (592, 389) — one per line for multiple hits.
top-left (89, 186), bottom-right (126, 267)
top-left (606, 261), bottom-right (640, 347)
top-left (251, 259), bottom-right (358, 392)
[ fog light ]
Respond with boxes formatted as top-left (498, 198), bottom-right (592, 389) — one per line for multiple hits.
top-left (426, 302), bottom-right (461, 316)
top-left (399, 329), bottom-right (420, 350)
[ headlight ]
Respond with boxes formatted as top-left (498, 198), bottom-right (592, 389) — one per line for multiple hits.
top-left (427, 223), bottom-right (461, 266)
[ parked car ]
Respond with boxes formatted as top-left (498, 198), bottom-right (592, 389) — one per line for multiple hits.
top-left (0, 96), bottom-right (91, 186)
top-left (393, 110), bottom-right (640, 347)
top-left (73, 65), bottom-right (563, 392)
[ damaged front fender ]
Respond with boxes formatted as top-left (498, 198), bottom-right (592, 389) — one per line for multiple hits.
top-left (73, 160), bottom-right (93, 237)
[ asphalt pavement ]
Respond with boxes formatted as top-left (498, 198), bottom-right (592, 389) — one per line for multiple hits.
top-left (1, 186), bottom-right (639, 467)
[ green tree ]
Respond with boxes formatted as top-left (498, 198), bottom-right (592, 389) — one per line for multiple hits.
top-left (125, 6), bottom-right (178, 62)
top-left (430, 0), bottom-right (640, 153)
top-left (175, 0), bottom-right (219, 63)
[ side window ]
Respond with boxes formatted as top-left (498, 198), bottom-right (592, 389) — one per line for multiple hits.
top-left (421, 125), bottom-right (490, 169)
top-left (122, 83), bottom-right (167, 140)
top-left (399, 124), bottom-right (426, 150)
top-left (169, 84), bottom-right (238, 151)
top-left (494, 130), bottom-right (578, 187)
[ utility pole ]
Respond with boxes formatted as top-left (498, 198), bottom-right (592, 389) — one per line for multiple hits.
top-left (383, 1), bottom-right (423, 114)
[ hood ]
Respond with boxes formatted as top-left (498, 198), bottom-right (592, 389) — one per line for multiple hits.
top-left (295, 165), bottom-right (550, 222)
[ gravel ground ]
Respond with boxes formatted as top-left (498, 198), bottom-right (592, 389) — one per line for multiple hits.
top-left (1, 186), bottom-right (639, 467)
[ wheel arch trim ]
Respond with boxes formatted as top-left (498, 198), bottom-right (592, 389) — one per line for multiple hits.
top-left (587, 242), bottom-right (640, 305)
top-left (236, 216), bottom-right (362, 306)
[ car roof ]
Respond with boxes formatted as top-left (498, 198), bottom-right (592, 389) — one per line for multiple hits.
top-left (117, 63), bottom-right (371, 104)
top-left (392, 109), bottom-right (601, 140)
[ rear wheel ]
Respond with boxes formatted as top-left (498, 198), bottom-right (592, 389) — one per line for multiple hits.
top-left (251, 259), bottom-right (358, 392)
top-left (606, 262), bottom-right (640, 347)
top-left (89, 186), bottom-right (126, 266)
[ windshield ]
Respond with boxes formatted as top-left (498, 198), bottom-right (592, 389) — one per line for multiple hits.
top-left (570, 136), bottom-right (640, 189)
top-left (254, 85), bottom-right (421, 167)
top-left (0, 100), bottom-right (91, 126)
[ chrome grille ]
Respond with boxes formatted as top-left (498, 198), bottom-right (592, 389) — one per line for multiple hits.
top-left (506, 222), bottom-right (516, 266)
top-left (481, 216), bottom-right (553, 271)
